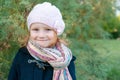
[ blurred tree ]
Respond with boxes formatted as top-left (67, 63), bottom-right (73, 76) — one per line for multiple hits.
top-left (0, 0), bottom-right (119, 80)
top-left (0, 0), bottom-right (117, 45)
top-left (63, 0), bottom-right (117, 39)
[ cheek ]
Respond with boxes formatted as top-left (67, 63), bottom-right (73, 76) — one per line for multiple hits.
top-left (51, 33), bottom-right (58, 42)
top-left (29, 32), bottom-right (36, 39)
top-left (47, 31), bottom-right (57, 40)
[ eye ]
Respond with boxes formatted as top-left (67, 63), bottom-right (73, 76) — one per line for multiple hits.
top-left (32, 28), bottom-right (39, 31)
top-left (45, 28), bottom-right (52, 31)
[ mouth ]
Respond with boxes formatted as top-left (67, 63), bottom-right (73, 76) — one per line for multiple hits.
top-left (37, 40), bottom-right (48, 41)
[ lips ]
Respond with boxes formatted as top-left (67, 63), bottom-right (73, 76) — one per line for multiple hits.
top-left (37, 39), bottom-right (48, 41)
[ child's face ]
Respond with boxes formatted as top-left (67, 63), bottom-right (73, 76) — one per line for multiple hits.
top-left (29, 23), bottom-right (58, 48)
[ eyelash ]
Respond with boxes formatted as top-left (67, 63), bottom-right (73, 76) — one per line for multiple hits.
top-left (32, 29), bottom-right (39, 31)
top-left (46, 29), bottom-right (52, 31)
top-left (32, 28), bottom-right (52, 31)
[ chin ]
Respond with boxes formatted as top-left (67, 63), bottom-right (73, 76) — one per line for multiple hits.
top-left (38, 44), bottom-right (49, 48)
top-left (40, 46), bottom-right (48, 48)
top-left (41, 44), bottom-right (55, 48)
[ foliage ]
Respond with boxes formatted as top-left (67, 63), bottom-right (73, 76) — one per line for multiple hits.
top-left (0, 0), bottom-right (120, 80)
top-left (89, 39), bottom-right (120, 80)
top-left (107, 67), bottom-right (120, 80)
top-left (62, 0), bottom-right (115, 39)
top-left (0, 42), bottom-right (19, 80)
top-left (70, 39), bottom-right (109, 80)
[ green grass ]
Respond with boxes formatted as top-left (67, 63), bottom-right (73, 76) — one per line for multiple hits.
top-left (89, 39), bottom-right (120, 65)
top-left (70, 39), bottom-right (120, 80)
top-left (89, 39), bottom-right (120, 80)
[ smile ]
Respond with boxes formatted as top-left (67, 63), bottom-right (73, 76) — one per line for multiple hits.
top-left (37, 40), bottom-right (48, 41)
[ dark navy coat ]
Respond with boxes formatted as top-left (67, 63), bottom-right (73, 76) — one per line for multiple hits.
top-left (8, 47), bottom-right (76, 80)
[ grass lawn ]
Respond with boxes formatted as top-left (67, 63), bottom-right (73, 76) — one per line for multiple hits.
top-left (89, 39), bottom-right (120, 66)
top-left (71, 39), bottom-right (120, 80)
top-left (89, 39), bottom-right (120, 80)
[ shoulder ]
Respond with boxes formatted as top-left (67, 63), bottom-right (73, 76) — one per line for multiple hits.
top-left (68, 55), bottom-right (76, 80)
top-left (69, 55), bottom-right (76, 68)
top-left (18, 46), bottom-right (29, 54)
top-left (69, 55), bottom-right (76, 65)
top-left (71, 56), bottom-right (76, 61)
top-left (16, 46), bottom-right (30, 57)
top-left (13, 46), bottom-right (33, 63)
top-left (14, 46), bottom-right (28, 58)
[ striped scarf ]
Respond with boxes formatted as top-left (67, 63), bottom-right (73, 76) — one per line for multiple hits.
top-left (27, 40), bottom-right (73, 80)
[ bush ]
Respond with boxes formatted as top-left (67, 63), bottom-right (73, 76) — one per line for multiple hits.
top-left (0, 0), bottom-right (119, 80)
top-left (107, 67), bottom-right (120, 80)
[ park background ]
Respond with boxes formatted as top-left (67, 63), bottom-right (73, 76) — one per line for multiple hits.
top-left (0, 0), bottom-right (120, 80)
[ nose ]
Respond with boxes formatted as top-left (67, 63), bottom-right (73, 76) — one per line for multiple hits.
top-left (38, 30), bottom-right (46, 38)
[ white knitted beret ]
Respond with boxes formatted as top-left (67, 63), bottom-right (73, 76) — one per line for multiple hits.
top-left (27, 2), bottom-right (65, 35)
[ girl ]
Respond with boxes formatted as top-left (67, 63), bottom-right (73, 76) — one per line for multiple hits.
top-left (8, 2), bottom-right (76, 80)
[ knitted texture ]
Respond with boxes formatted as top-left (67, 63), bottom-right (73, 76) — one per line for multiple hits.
top-left (27, 40), bottom-right (73, 80)
top-left (27, 2), bottom-right (65, 35)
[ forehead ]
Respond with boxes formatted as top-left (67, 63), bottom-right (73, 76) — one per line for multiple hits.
top-left (30, 23), bottom-right (52, 29)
